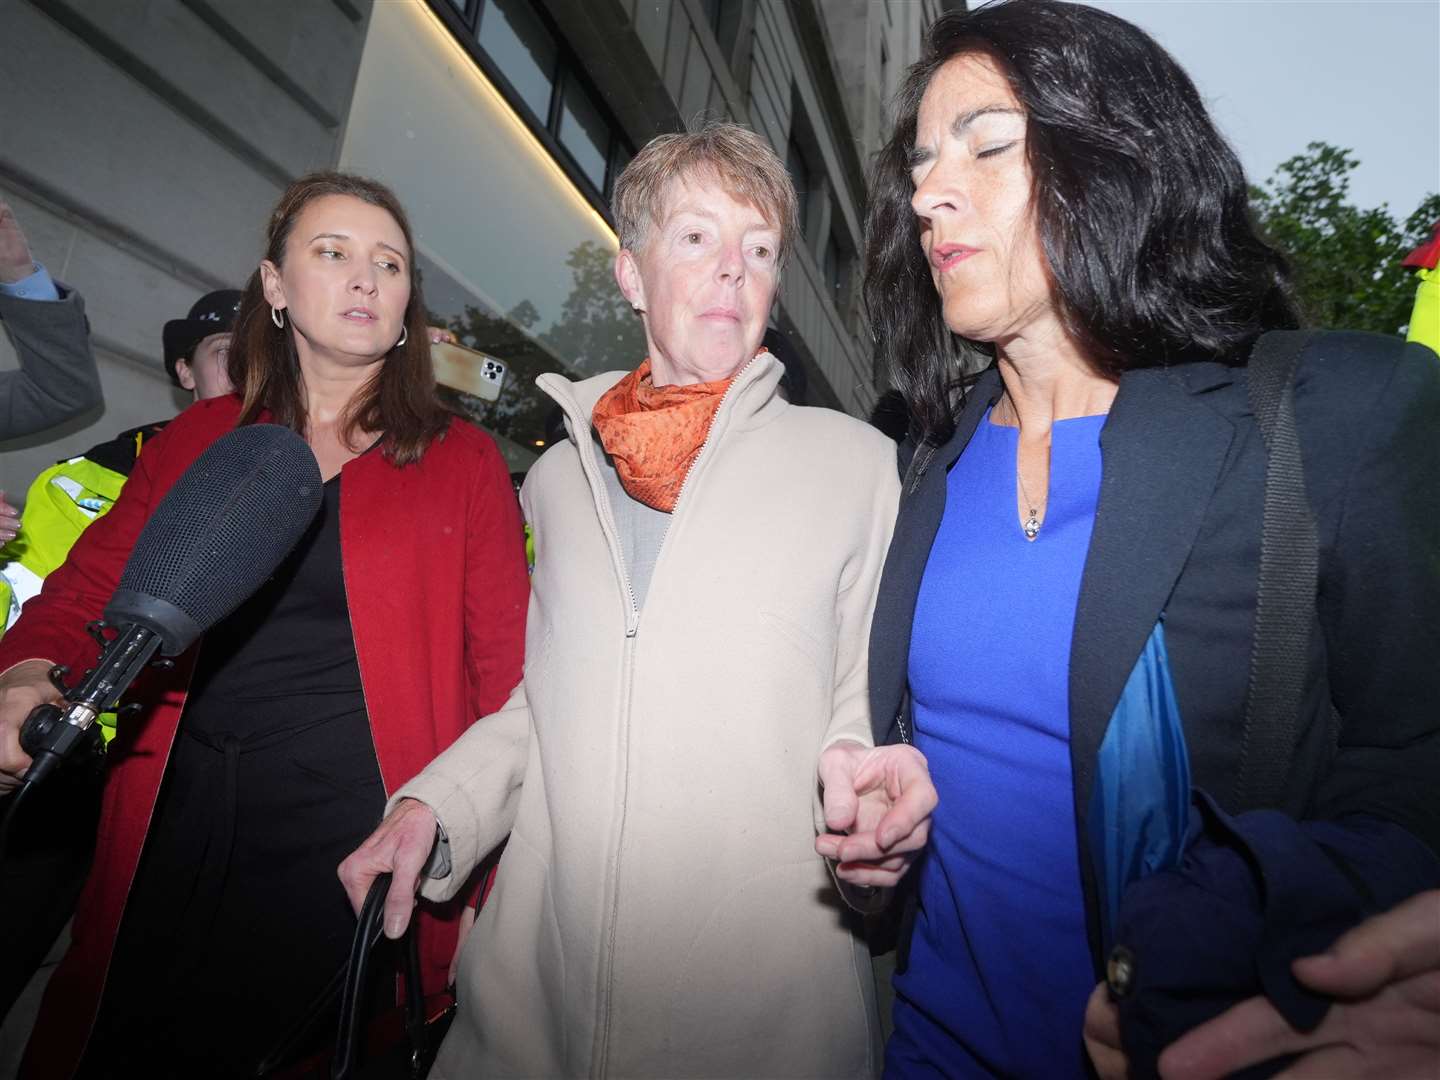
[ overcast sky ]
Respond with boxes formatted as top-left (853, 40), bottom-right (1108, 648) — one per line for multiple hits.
top-left (1076, 0), bottom-right (1439, 219)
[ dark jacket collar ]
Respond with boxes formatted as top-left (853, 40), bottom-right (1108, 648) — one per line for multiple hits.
top-left (1068, 363), bottom-right (1236, 812)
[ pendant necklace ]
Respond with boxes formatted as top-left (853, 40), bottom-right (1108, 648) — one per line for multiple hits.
top-left (1016, 460), bottom-right (1044, 540)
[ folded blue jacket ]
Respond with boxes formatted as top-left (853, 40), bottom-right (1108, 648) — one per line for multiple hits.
top-left (1111, 793), bottom-right (1440, 1078)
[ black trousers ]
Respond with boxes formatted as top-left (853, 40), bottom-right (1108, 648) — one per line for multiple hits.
top-left (79, 709), bottom-right (385, 1079)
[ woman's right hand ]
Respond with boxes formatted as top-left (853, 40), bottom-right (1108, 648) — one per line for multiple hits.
top-left (337, 797), bottom-right (439, 939)
top-left (0, 491), bottom-right (20, 545)
top-left (0, 658), bottom-right (63, 794)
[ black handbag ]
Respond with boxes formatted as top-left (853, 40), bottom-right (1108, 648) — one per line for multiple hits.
top-left (255, 873), bottom-right (456, 1080)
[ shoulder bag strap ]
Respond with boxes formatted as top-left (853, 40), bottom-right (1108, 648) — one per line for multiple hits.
top-left (1234, 330), bottom-right (1319, 810)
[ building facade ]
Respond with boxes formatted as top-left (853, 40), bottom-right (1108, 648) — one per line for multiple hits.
top-left (0, 0), bottom-right (955, 490)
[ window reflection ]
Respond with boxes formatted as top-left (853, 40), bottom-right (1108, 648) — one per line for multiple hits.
top-left (477, 0), bottom-right (557, 122)
top-left (420, 243), bottom-right (646, 456)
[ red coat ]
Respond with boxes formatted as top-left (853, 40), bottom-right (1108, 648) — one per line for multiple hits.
top-left (0, 395), bottom-right (529, 1077)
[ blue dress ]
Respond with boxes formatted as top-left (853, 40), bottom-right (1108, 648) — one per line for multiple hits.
top-left (888, 410), bottom-right (1105, 1078)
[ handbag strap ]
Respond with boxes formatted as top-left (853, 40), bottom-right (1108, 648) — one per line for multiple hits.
top-left (332, 872), bottom-right (430, 1080)
top-left (252, 874), bottom-right (434, 1079)
top-left (1234, 330), bottom-right (1319, 810)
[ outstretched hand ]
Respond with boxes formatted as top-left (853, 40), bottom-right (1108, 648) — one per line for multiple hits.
top-left (1159, 889), bottom-right (1440, 1079)
top-left (1, 492), bottom-right (19, 545)
top-left (814, 740), bottom-right (937, 887)
top-left (0, 201), bottom-right (37, 285)
top-left (337, 797), bottom-right (439, 939)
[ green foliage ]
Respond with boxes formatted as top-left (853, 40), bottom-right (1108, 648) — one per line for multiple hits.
top-left (1249, 142), bottom-right (1439, 335)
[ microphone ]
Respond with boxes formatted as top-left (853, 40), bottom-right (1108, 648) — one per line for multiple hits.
top-left (17, 423), bottom-right (323, 788)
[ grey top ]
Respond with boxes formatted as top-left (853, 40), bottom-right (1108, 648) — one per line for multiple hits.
top-left (0, 285), bottom-right (103, 440)
top-left (595, 434), bottom-right (670, 611)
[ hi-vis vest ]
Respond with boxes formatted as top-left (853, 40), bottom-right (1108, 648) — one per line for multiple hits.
top-left (1403, 222), bottom-right (1440, 354)
top-left (0, 456), bottom-right (126, 637)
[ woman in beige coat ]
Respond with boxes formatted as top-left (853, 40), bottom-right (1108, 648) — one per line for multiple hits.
top-left (340, 122), bottom-right (936, 1079)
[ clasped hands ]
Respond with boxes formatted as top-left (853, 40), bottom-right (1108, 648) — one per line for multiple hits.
top-left (814, 739), bottom-right (937, 888)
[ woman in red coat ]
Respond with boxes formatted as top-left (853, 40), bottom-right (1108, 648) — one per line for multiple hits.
top-left (0, 172), bottom-right (529, 1078)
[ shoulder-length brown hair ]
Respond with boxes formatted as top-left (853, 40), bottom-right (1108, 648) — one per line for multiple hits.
top-left (228, 171), bottom-right (449, 466)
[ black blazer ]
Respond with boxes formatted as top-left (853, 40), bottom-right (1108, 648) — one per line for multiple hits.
top-left (868, 332), bottom-right (1440, 963)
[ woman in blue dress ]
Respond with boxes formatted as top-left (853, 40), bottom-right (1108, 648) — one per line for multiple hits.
top-left (858, 2), bottom-right (1440, 1077)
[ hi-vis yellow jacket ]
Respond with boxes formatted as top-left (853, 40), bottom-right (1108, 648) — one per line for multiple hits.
top-left (1403, 222), bottom-right (1440, 353)
top-left (2, 457), bottom-right (123, 636)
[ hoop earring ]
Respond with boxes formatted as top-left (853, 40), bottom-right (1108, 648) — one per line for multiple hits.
top-left (271, 306), bottom-right (285, 329)
top-left (396, 325), bottom-right (408, 349)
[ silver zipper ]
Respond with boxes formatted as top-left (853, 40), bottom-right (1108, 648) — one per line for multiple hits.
top-left (545, 381), bottom-right (642, 638)
top-left (572, 355), bottom-right (765, 1077)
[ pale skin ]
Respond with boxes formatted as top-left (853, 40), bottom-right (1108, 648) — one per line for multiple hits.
top-left (1084, 888), bottom-right (1440, 1078)
top-left (338, 173), bottom-right (939, 949)
top-left (918, 51), bottom-right (1440, 1076)
top-left (909, 54), bottom-right (1116, 535)
top-left (0, 200), bottom-right (38, 284)
top-left (173, 332), bottom-right (235, 401)
top-left (0, 494), bottom-right (17, 545)
top-left (0, 192), bottom-right (411, 794)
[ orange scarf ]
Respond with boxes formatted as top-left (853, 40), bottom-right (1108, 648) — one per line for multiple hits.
top-left (592, 358), bottom-right (735, 513)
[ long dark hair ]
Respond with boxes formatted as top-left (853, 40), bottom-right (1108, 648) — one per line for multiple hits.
top-left (229, 171), bottom-right (449, 466)
top-left (866, 0), bottom-right (1300, 444)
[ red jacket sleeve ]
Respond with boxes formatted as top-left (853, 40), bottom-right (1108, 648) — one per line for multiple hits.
top-left (461, 431), bottom-right (528, 721)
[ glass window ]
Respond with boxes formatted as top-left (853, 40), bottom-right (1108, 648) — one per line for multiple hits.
top-left (608, 140), bottom-right (634, 196)
top-left (345, 1), bottom-right (645, 469)
top-left (477, 0), bottom-right (558, 122)
top-left (787, 138), bottom-right (812, 242)
top-left (558, 76), bottom-right (610, 191)
top-left (703, 0), bottom-right (744, 54)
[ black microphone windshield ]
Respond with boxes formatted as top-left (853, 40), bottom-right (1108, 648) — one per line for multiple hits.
top-left (105, 423), bottom-right (323, 655)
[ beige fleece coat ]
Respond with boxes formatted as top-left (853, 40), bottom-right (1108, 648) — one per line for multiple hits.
top-left (398, 355), bottom-right (901, 1079)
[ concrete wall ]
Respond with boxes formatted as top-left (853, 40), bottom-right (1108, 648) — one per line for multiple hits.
top-left (0, 0), bottom-right (371, 503)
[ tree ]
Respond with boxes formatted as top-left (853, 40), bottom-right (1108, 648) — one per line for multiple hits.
top-left (540, 240), bottom-right (646, 375)
top-left (1249, 142), bottom-right (1440, 336)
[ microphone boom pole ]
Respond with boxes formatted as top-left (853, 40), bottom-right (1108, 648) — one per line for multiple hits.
top-left (20, 622), bottom-right (166, 788)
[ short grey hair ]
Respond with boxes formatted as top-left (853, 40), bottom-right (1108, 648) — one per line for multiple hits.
top-left (612, 121), bottom-right (799, 264)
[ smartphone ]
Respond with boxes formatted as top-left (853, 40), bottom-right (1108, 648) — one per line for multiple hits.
top-left (432, 341), bottom-right (507, 403)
